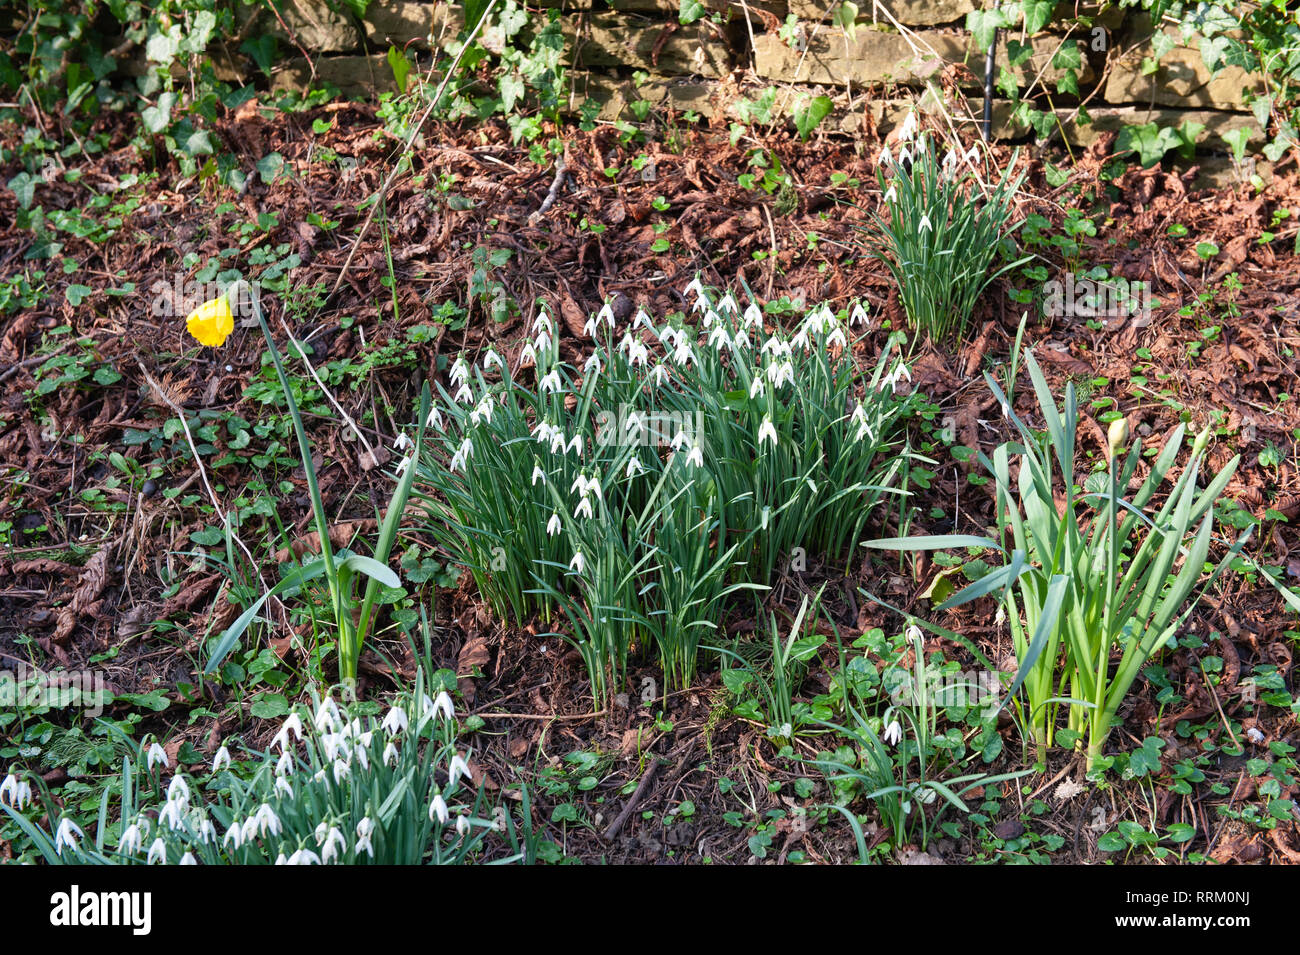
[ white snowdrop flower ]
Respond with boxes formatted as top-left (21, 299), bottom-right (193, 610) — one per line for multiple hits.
top-left (905, 624), bottom-right (924, 643)
top-left (684, 276), bottom-right (705, 302)
top-left (197, 818), bottom-right (215, 845)
top-left (566, 434), bottom-right (584, 456)
top-left (450, 356), bottom-right (470, 387)
top-left (54, 818), bottom-right (83, 856)
top-left (898, 146), bottom-right (912, 166)
top-left (180, 851), bottom-right (197, 866)
top-left (539, 370), bottom-right (562, 394)
top-left (0, 773), bottom-right (31, 810)
top-left (749, 376), bottom-right (765, 399)
top-left (119, 821), bottom-right (145, 855)
top-left (314, 821), bottom-right (329, 845)
top-left (531, 465), bottom-right (546, 486)
top-left (274, 776), bottom-right (294, 799)
top-left (356, 816), bottom-right (375, 841)
top-left (382, 706), bottom-right (409, 736)
top-left (625, 410), bottom-right (646, 437)
top-left (532, 312), bottom-right (553, 336)
top-left (146, 742), bottom-right (169, 771)
top-left (583, 315), bottom-right (599, 337)
top-left (628, 341), bottom-right (649, 366)
top-left (319, 733), bottom-right (343, 763)
top-left (535, 330), bottom-right (552, 355)
top-left (147, 838), bottom-right (167, 865)
top-left (534, 421), bottom-right (558, 446)
top-left (456, 815), bottom-right (471, 837)
top-left (685, 442), bottom-right (704, 468)
top-left (275, 751), bottom-right (294, 777)
top-left (670, 430), bottom-right (690, 452)
top-left (254, 803), bottom-right (282, 839)
top-left (432, 692), bottom-right (455, 723)
top-left (569, 552), bottom-right (586, 575)
top-left (761, 335), bottom-right (783, 356)
top-left (394, 431), bottom-right (414, 452)
top-left (883, 184), bottom-right (897, 205)
top-left (826, 324), bottom-right (847, 349)
top-left (546, 512), bottom-right (562, 536)
top-left (624, 456), bottom-right (644, 479)
top-left (383, 741), bottom-right (399, 767)
top-left (887, 362), bottom-right (913, 394)
top-left (222, 822), bottom-right (244, 851)
top-left (672, 339), bottom-right (695, 367)
top-left (321, 827), bottom-right (347, 864)
top-left (275, 853), bottom-right (288, 865)
top-left (312, 700), bottom-right (338, 734)
top-left (426, 405), bottom-right (444, 430)
top-left (482, 349), bottom-right (505, 373)
top-left (851, 404), bottom-right (873, 443)
top-left (353, 743), bottom-right (370, 771)
top-left (584, 352), bottom-right (602, 376)
top-left (878, 145), bottom-right (893, 167)
top-left (743, 303), bottom-right (763, 329)
top-left (701, 308), bottom-right (718, 329)
top-left (158, 800), bottom-right (184, 832)
top-left (332, 759), bottom-right (350, 784)
top-left (734, 329), bottom-right (750, 350)
top-left (393, 454), bottom-right (410, 479)
top-left (918, 213), bottom-right (932, 233)
top-left (289, 848), bottom-right (322, 865)
top-left (429, 794), bottom-right (450, 825)
top-left (453, 382), bottom-right (473, 404)
top-left (574, 495), bottom-right (594, 520)
top-left (883, 721), bottom-right (903, 746)
top-left (708, 326), bottom-right (730, 351)
top-left (850, 302), bottom-right (870, 327)
top-left (519, 342), bottom-right (537, 368)
top-left (758, 416), bottom-right (778, 449)
top-left (634, 308), bottom-right (655, 332)
top-left (449, 753), bottom-right (473, 788)
top-left (770, 361), bottom-right (794, 389)
top-left (718, 292), bottom-right (739, 314)
top-left (470, 396), bottom-right (494, 426)
top-left (210, 746), bottom-right (231, 773)
top-left (791, 328), bottom-right (810, 351)
top-left (964, 146), bottom-right (981, 166)
top-left (651, 363), bottom-right (670, 386)
top-left (897, 111), bottom-right (918, 143)
top-left (598, 302), bottom-right (616, 329)
top-left (450, 436), bottom-right (474, 472)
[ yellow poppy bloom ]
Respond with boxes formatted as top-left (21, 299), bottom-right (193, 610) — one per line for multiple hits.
top-left (185, 295), bottom-right (235, 347)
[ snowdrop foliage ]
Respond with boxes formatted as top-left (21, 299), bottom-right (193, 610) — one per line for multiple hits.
top-left (0, 674), bottom-right (524, 866)
top-left (417, 285), bottom-right (921, 700)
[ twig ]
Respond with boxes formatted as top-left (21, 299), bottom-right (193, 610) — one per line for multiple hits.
top-left (603, 757), bottom-right (661, 841)
top-left (529, 154), bottom-right (569, 224)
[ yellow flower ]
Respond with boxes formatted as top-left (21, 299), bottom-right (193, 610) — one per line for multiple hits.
top-left (185, 295), bottom-right (235, 347)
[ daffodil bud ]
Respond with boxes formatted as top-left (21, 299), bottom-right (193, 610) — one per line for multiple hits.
top-left (1191, 426), bottom-right (1211, 460)
top-left (1107, 417), bottom-right (1129, 458)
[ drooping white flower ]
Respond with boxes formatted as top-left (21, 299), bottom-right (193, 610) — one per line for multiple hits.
top-left (332, 758), bottom-right (350, 784)
top-left (223, 821), bottom-right (244, 851)
top-left (583, 315), bottom-right (599, 337)
top-left (275, 751), bottom-right (294, 777)
top-left (119, 821), bottom-right (145, 855)
top-left (321, 827), bottom-right (347, 864)
top-left (628, 340), bottom-right (650, 366)
top-left (355, 817), bottom-right (375, 857)
top-left (146, 742), bottom-right (169, 772)
top-left (685, 442), bottom-right (704, 468)
top-left (850, 302), bottom-right (869, 328)
top-left (288, 848), bottom-right (322, 865)
top-left (383, 741), bottom-right (399, 767)
top-left (743, 303), bottom-right (763, 329)
top-left (574, 495), bottom-right (594, 520)
top-left (394, 431), bottom-right (414, 453)
top-left (624, 456), bottom-right (644, 479)
top-left (0, 773), bottom-right (31, 810)
top-left (883, 184), bottom-right (897, 204)
top-left (584, 352), bottom-right (602, 376)
top-left (456, 814), bottom-right (471, 837)
top-left (758, 416), bottom-right (778, 449)
top-left (883, 721), bottom-right (903, 746)
top-left (531, 465), bottom-right (546, 486)
top-left (450, 356), bottom-right (470, 387)
top-left (166, 775), bottom-right (190, 805)
top-left (253, 803), bottom-right (282, 839)
top-left (634, 308), bottom-right (655, 332)
top-left (878, 145), bottom-right (893, 167)
top-left (158, 800), bottom-right (184, 832)
top-left (684, 276), bottom-right (705, 303)
top-left (453, 382), bottom-right (473, 404)
top-left (569, 552), bottom-right (585, 575)
top-left (382, 706), bottom-right (409, 736)
top-left (534, 330), bottom-right (552, 355)
top-left (717, 291), bottom-right (739, 314)
top-left (147, 838), bottom-right (167, 865)
top-left (426, 405), bottom-right (444, 430)
top-left (274, 776), bottom-right (294, 799)
top-left (598, 302), bottom-right (616, 329)
top-left (519, 342), bottom-right (537, 368)
top-left (546, 512), bottom-right (562, 537)
top-left (532, 312), bottom-right (553, 336)
top-left (826, 323), bottom-right (847, 349)
top-left (431, 692), bottom-right (455, 722)
top-left (918, 213), bottom-right (932, 233)
top-left (211, 746), bottom-right (231, 773)
top-left (539, 370), bottom-right (562, 394)
top-left (749, 376), bottom-right (765, 399)
top-left (449, 436), bottom-right (474, 472)
top-left (897, 111), bottom-right (918, 143)
top-left (651, 363), bottom-right (670, 386)
top-left (482, 349), bottom-right (505, 373)
top-left (54, 818), bottom-right (84, 856)
top-left (197, 818), bottom-right (216, 844)
top-left (429, 794), bottom-right (450, 825)
top-left (180, 851), bottom-right (197, 866)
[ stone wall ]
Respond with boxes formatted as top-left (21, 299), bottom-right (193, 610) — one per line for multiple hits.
top-left (255, 0), bottom-right (1261, 157)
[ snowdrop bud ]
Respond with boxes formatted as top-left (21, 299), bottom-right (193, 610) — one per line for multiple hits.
top-left (883, 721), bottom-right (903, 746)
top-left (211, 746), bottom-right (231, 773)
top-left (456, 815), bottom-right (471, 836)
top-left (429, 794), bottom-right (450, 825)
top-left (146, 742), bottom-right (169, 771)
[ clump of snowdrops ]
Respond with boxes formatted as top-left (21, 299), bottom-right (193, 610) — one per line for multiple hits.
top-left (1, 673), bottom-right (528, 864)
top-left (866, 115), bottom-right (1027, 346)
top-left (417, 282), bottom-right (923, 701)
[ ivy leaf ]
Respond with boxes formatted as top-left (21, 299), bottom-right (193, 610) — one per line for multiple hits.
top-left (1022, 0), bottom-right (1054, 35)
top-left (141, 92), bottom-right (176, 134)
top-left (1005, 39), bottom-right (1033, 67)
top-left (679, 0), bottom-right (706, 24)
top-left (7, 172), bottom-right (36, 210)
top-left (1199, 34), bottom-right (1231, 74)
top-left (499, 72), bottom-right (525, 113)
top-left (65, 284), bottom-right (93, 306)
top-left (793, 94), bottom-right (833, 141)
top-left (966, 8), bottom-right (1006, 52)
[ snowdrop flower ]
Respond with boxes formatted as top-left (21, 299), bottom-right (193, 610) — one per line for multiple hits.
top-left (449, 436), bottom-right (474, 471)
top-left (684, 276), bottom-right (705, 303)
top-left (826, 323), bottom-right (847, 349)
top-left (450, 356), bottom-right (470, 387)
top-left (718, 291), bottom-right (739, 314)
top-left (878, 145), bottom-right (893, 167)
top-left (885, 362), bottom-right (913, 394)
top-left (883, 184), bottom-right (897, 204)
top-left (598, 302), bottom-right (616, 329)
top-left (583, 314), bottom-right (599, 337)
top-left (546, 512), bottom-right (562, 536)
top-left (670, 430), bottom-right (690, 452)
top-left (672, 339), bottom-right (695, 367)
top-left (964, 146), bottom-right (981, 166)
top-left (158, 800), bottom-right (185, 832)
top-left (569, 552), bottom-right (585, 575)
top-left (426, 405), bottom-right (444, 430)
top-left (483, 349), bottom-right (505, 373)
top-left (624, 456), bottom-right (644, 479)
top-left (429, 794), bottom-right (450, 825)
top-left (332, 759), bottom-right (350, 784)
top-left (531, 464), bottom-right (546, 487)
top-left (453, 382), bottom-right (473, 404)
top-left (850, 302), bottom-right (869, 328)
top-left (456, 815), bottom-right (471, 837)
top-left (274, 776), bottom-right (294, 799)
top-left (574, 495), bottom-right (594, 520)
top-left (768, 360), bottom-right (794, 388)
top-left (539, 370), bottom-right (562, 394)
top-left (918, 213), bottom-right (932, 232)
top-left (431, 691), bottom-right (455, 723)
top-left (119, 821), bottom-right (145, 855)
top-left (382, 706), bottom-right (409, 736)
top-left (792, 327), bottom-right (810, 351)
top-left (275, 853), bottom-right (288, 865)
top-left (197, 818), bottom-right (216, 845)
top-left (651, 363), bottom-right (670, 386)
top-left (743, 303), bottom-right (763, 329)
top-left (0, 773), bottom-right (31, 810)
top-left (708, 326), bottom-right (730, 351)
top-left (634, 308), bottom-right (655, 332)
top-left (534, 330), bottom-right (552, 355)
top-left (758, 416), bottom-right (778, 449)
top-left (883, 721), bottom-right (903, 746)
top-left (355, 817), bottom-right (375, 857)
top-left (749, 376), bottom-right (765, 399)
top-left (166, 775), bottom-right (190, 805)
top-left (54, 818), bottom-right (84, 856)
top-left (905, 624), bottom-right (924, 643)
top-left (275, 751), bottom-right (294, 777)
top-left (519, 342), bottom-right (537, 368)
top-left (701, 308), bottom-right (719, 329)
top-left (534, 421), bottom-right (559, 446)
top-left (253, 803), bottom-right (282, 839)
top-left (584, 352), bottom-right (602, 376)
top-left (383, 741), bottom-right (399, 767)
top-left (685, 441), bottom-right (704, 468)
top-left (223, 822), bottom-right (244, 851)
top-left (628, 340), bottom-right (649, 366)
top-left (147, 838), bottom-right (167, 865)
top-left (180, 851), bottom-right (197, 866)
top-left (210, 746), bottom-right (231, 773)
top-left (394, 431), bottom-right (414, 453)
top-left (532, 312), bottom-right (553, 336)
top-left (897, 110), bottom-right (918, 143)
top-left (321, 827), bottom-right (347, 864)
top-left (851, 403), bottom-right (873, 443)
top-left (311, 700), bottom-right (339, 733)
top-left (734, 329), bottom-right (750, 350)
top-left (272, 713), bottom-right (304, 752)
top-left (146, 742), bottom-right (169, 771)
top-left (469, 396), bottom-right (494, 426)
top-left (898, 146), bottom-right (912, 166)
top-left (289, 848), bottom-right (322, 865)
